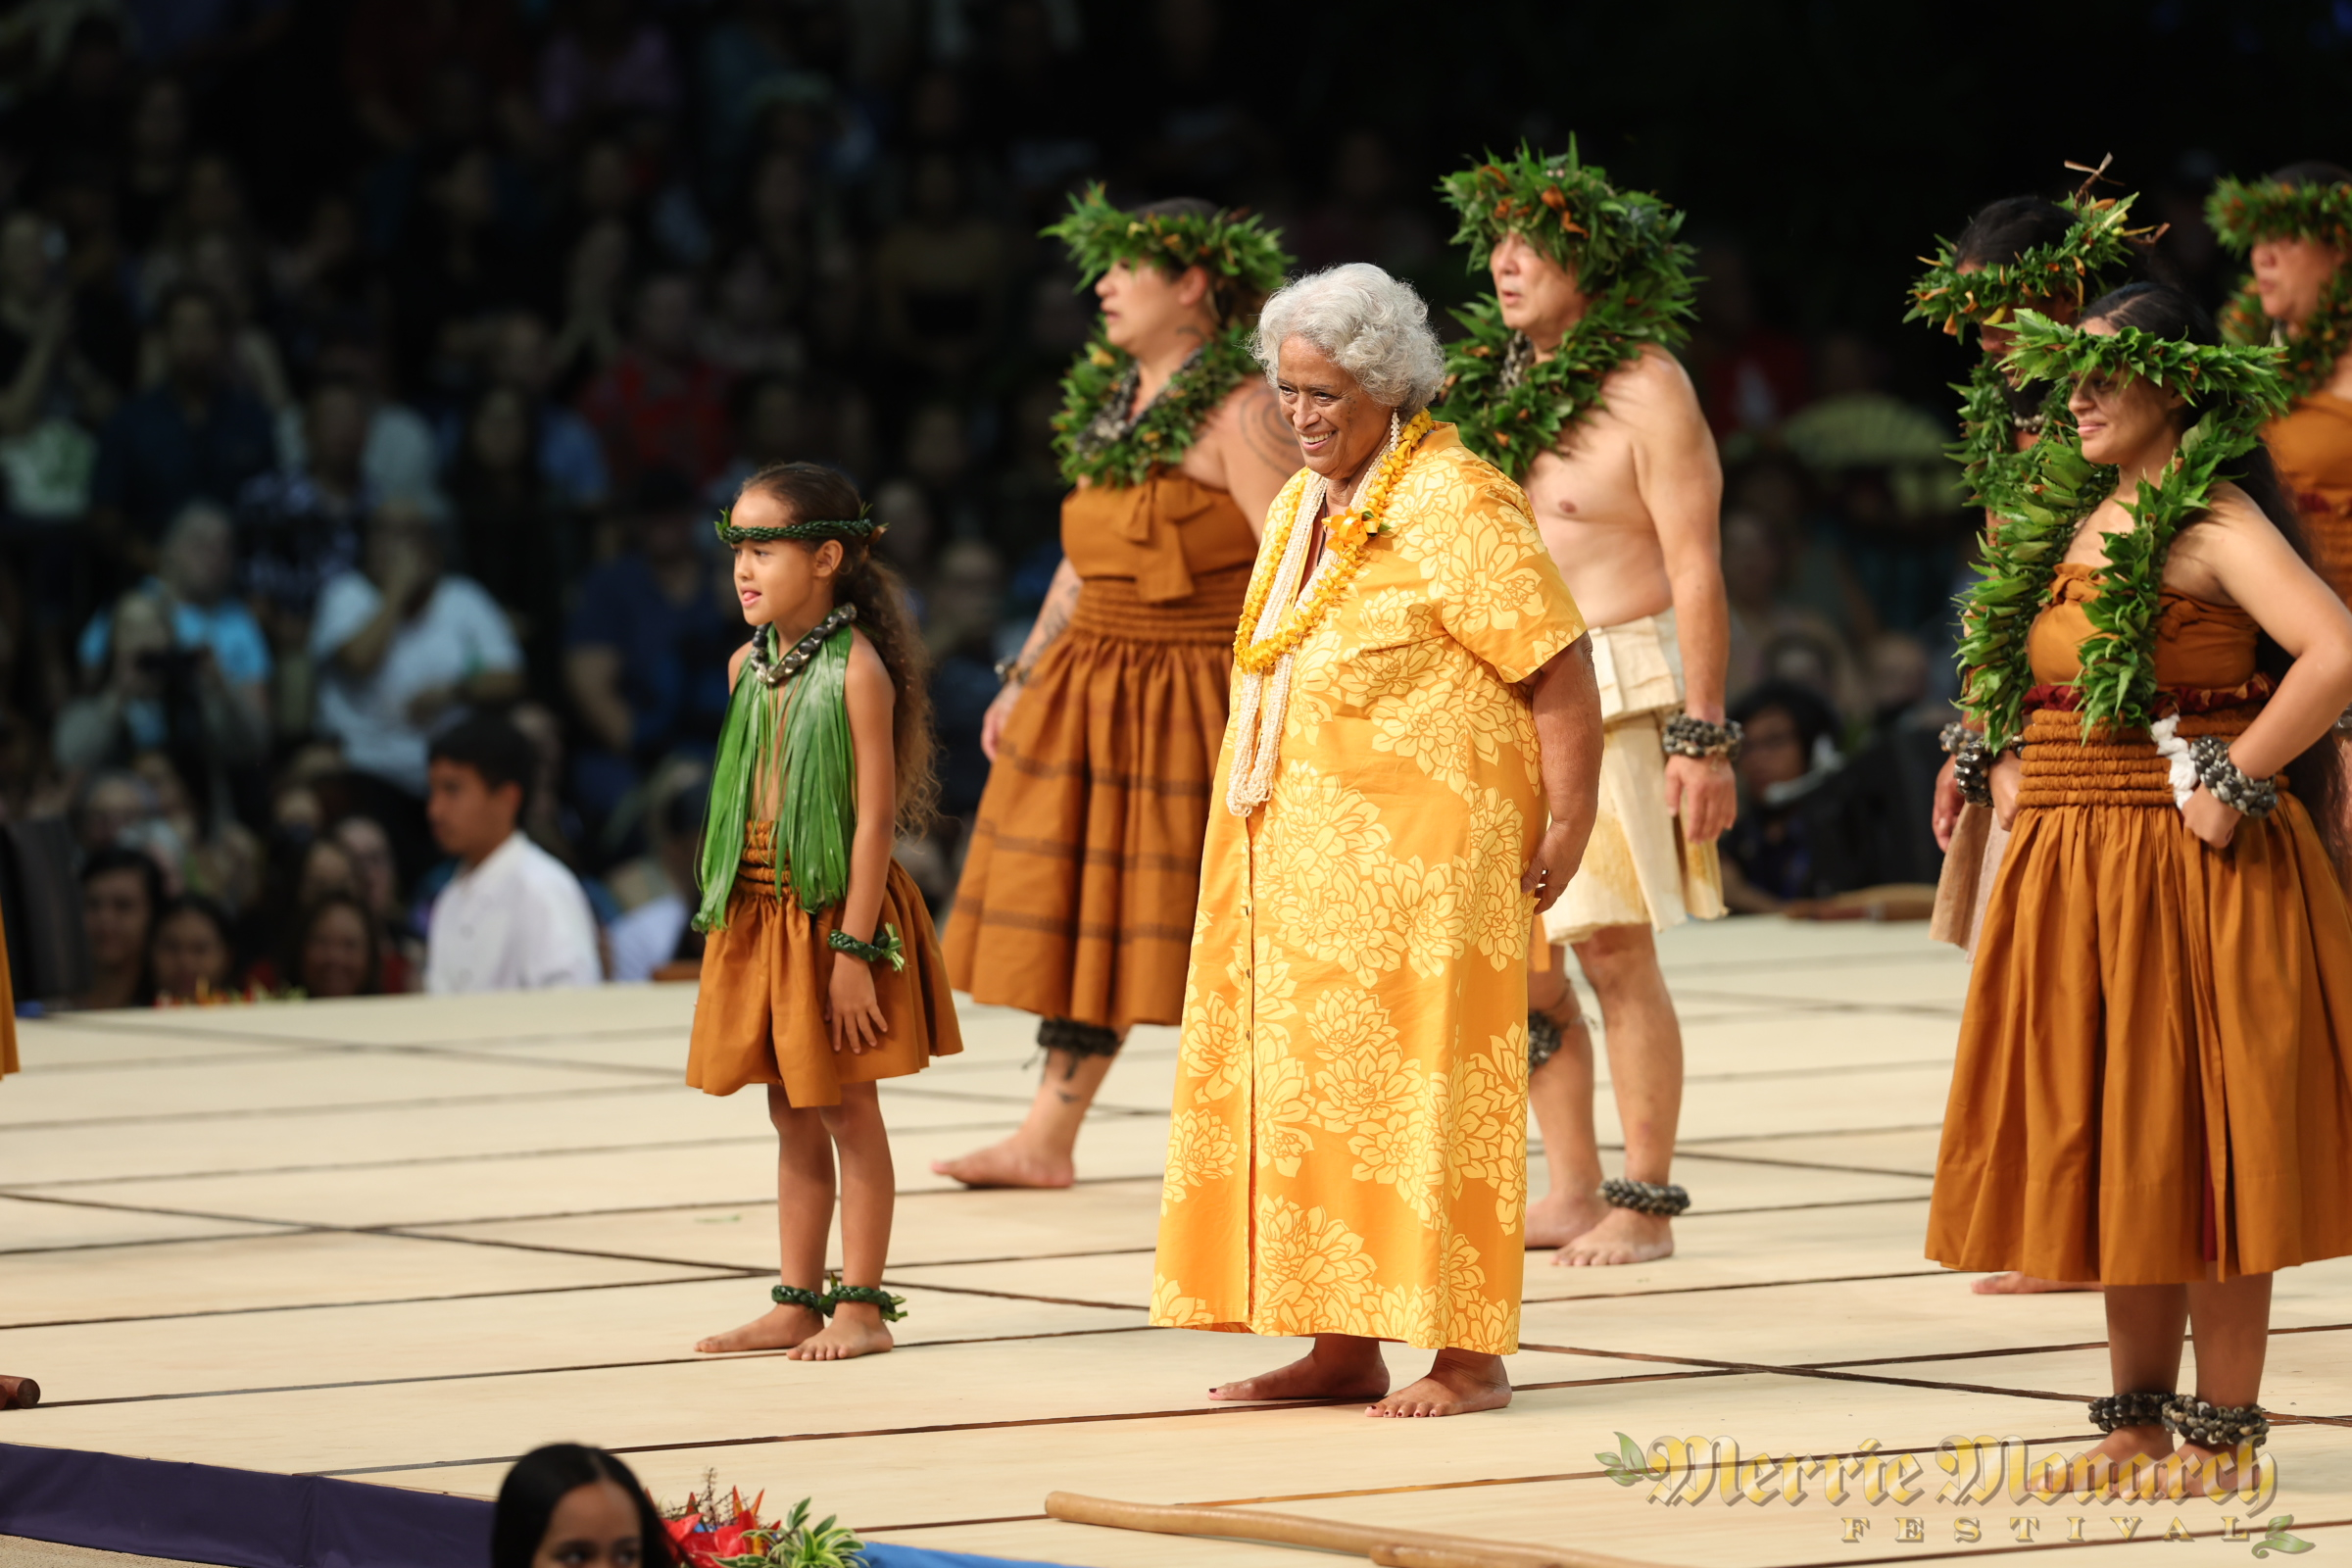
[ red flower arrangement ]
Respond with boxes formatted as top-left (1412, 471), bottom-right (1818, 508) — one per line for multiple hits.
top-left (662, 1476), bottom-right (864, 1568)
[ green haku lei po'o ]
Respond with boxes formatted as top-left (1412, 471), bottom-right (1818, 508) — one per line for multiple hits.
top-left (1431, 140), bottom-right (1697, 480)
top-left (1955, 311), bottom-right (2289, 750)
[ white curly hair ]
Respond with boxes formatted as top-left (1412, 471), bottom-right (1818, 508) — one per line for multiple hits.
top-left (1252, 263), bottom-right (1446, 414)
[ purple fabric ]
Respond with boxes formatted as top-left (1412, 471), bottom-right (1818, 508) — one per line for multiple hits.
top-left (0, 1443), bottom-right (1071, 1568)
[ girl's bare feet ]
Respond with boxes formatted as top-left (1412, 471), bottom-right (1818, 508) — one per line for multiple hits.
top-left (696, 1298), bottom-right (825, 1353)
top-left (1973, 1272), bottom-right (2102, 1295)
top-left (1209, 1338), bottom-right (1390, 1402)
top-left (1368, 1349), bottom-right (1513, 1417)
top-left (1525, 1186), bottom-right (1608, 1250)
top-left (1556, 1207), bottom-right (1674, 1266)
top-left (787, 1301), bottom-right (895, 1361)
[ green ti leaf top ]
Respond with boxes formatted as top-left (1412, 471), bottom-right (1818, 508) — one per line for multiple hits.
top-left (2210, 175), bottom-right (2352, 400)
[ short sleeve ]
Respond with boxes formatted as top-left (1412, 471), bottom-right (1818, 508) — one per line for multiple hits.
top-left (209, 608), bottom-right (273, 686)
top-left (310, 571), bottom-right (380, 659)
top-left (1416, 465), bottom-right (1587, 683)
top-left (447, 577), bottom-right (524, 671)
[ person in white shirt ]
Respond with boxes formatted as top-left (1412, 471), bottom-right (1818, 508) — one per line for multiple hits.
top-left (422, 715), bottom-right (602, 994)
top-left (313, 502), bottom-right (524, 797)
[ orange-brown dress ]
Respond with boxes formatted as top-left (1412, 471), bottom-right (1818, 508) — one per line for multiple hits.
top-left (2266, 394), bottom-right (2352, 603)
top-left (1927, 563), bottom-right (2352, 1284)
top-left (687, 822), bottom-right (962, 1103)
top-left (944, 471), bottom-right (1258, 1033)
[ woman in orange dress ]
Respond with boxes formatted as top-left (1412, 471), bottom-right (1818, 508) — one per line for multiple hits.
top-left (935, 191), bottom-right (1298, 1188)
top-left (2210, 162), bottom-right (2352, 599)
top-left (1930, 283), bottom-right (2352, 1491)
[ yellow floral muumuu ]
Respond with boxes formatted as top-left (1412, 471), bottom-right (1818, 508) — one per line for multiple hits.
top-left (1152, 422), bottom-right (1586, 1354)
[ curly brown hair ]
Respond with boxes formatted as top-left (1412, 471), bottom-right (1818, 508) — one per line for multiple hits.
top-left (736, 462), bottom-right (939, 834)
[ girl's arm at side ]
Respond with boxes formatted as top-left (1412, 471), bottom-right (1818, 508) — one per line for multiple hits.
top-left (837, 634), bottom-right (898, 946)
top-left (728, 642), bottom-right (752, 691)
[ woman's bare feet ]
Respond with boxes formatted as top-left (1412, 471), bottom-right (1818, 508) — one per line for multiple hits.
top-left (1209, 1338), bottom-right (1390, 1402)
top-left (2071, 1428), bottom-right (2173, 1498)
top-left (930, 1136), bottom-right (1075, 1189)
top-left (1525, 1186), bottom-right (1608, 1250)
top-left (1369, 1349), bottom-right (1513, 1417)
top-left (1556, 1207), bottom-right (1674, 1266)
top-left (787, 1301), bottom-right (895, 1361)
top-left (1971, 1273), bottom-right (2102, 1295)
top-left (696, 1298), bottom-right (825, 1354)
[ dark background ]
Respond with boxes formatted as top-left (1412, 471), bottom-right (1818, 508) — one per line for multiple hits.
top-left (3, 0), bottom-right (2342, 997)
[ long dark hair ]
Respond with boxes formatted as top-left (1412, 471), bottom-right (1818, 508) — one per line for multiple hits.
top-left (491, 1445), bottom-right (672, 1568)
top-left (2083, 280), bottom-right (2347, 868)
top-left (288, 891), bottom-right (383, 998)
top-left (737, 461), bottom-right (940, 834)
top-left (1955, 196), bottom-right (2077, 270)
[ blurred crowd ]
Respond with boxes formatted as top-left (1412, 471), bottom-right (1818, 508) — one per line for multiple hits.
top-left (0, 0), bottom-right (2034, 1010)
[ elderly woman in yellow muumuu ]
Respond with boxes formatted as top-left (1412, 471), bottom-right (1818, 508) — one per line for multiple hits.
top-left (1151, 262), bottom-right (1604, 1418)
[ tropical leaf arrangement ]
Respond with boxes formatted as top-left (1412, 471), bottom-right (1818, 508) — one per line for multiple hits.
top-left (1432, 141), bottom-right (1697, 480)
top-left (1042, 182), bottom-right (1288, 298)
top-left (1050, 319), bottom-right (1259, 489)
top-left (2209, 175), bottom-right (2352, 401)
top-left (664, 1478), bottom-right (865, 1568)
top-left (1955, 311), bottom-right (2288, 750)
top-left (1905, 190), bottom-right (2147, 338)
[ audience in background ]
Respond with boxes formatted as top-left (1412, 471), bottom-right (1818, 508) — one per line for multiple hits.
top-left (1, 2), bottom-right (1984, 1011)
top-left (76, 845), bottom-right (162, 1008)
top-left (150, 893), bottom-right (236, 1001)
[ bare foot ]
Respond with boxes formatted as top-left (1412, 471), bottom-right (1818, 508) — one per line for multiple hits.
top-left (1971, 1272), bottom-right (2102, 1295)
top-left (786, 1303), bottom-right (895, 1361)
top-left (1368, 1350), bottom-right (1513, 1418)
top-left (1525, 1186), bottom-right (1608, 1250)
top-left (930, 1136), bottom-right (1075, 1189)
top-left (696, 1299), bottom-right (824, 1354)
top-left (1555, 1206), bottom-right (1674, 1267)
top-left (2164, 1442), bottom-right (2256, 1500)
top-left (2070, 1428), bottom-right (2174, 1498)
top-left (1209, 1344), bottom-right (1390, 1403)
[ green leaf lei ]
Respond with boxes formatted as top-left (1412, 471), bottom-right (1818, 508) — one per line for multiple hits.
top-left (1955, 311), bottom-right (2289, 750)
top-left (1905, 191), bottom-right (2146, 338)
top-left (1430, 141), bottom-right (1697, 480)
top-left (1050, 319), bottom-right (1259, 489)
top-left (1042, 183), bottom-right (1288, 302)
top-left (2209, 175), bottom-right (2352, 400)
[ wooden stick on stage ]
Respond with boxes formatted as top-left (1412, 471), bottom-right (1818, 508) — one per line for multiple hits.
top-left (1, 1376), bottom-right (40, 1409)
top-left (1043, 1491), bottom-right (1659, 1568)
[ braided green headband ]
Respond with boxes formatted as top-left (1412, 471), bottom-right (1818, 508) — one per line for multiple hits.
top-left (713, 508), bottom-right (885, 546)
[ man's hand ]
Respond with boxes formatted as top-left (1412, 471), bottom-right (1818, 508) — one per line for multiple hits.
top-left (1932, 755), bottom-right (1963, 851)
top-left (1990, 753), bottom-right (2023, 830)
top-left (1664, 753), bottom-right (1736, 843)
top-left (2182, 785), bottom-right (2240, 850)
top-left (1521, 820), bottom-right (1587, 913)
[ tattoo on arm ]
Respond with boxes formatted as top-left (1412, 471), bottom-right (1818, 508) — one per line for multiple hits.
top-left (1239, 384), bottom-right (1300, 470)
top-left (1027, 568), bottom-right (1082, 661)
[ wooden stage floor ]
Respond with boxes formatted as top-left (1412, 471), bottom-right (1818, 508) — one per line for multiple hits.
top-left (6, 917), bottom-right (2352, 1567)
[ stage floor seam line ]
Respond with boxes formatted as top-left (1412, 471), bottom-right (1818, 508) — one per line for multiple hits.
top-left (0, 1225), bottom-right (319, 1257)
top-left (1663, 1149), bottom-right (1937, 1179)
top-left (1522, 1268), bottom-right (1956, 1304)
top-left (26, 1324), bottom-right (1166, 1409)
top-left (0, 1271), bottom-right (754, 1331)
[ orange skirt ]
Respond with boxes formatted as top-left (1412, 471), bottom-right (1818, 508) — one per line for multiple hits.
top-left (1927, 709), bottom-right (2352, 1283)
top-left (943, 568), bottom-right (1244, 1032)
top-left (687, 824), bottom-right (962, 1103)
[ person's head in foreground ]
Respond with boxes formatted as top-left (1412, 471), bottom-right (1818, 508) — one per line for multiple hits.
top-left (1254, 262), bottom-right (1446, 493)
top-left (426, 714), bottom-right (536, 869)
top-left (491, 1445), bottom-right (671, 1568)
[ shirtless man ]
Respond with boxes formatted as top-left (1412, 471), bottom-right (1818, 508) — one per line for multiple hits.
top-left (934, 193), bottom-right (1297, 1188)
top-left (1437, 149), bottom-right (1736, 1266)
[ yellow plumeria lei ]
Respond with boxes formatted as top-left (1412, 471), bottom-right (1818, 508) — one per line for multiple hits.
top-left (1233, 409), bottom-right (1434, 675)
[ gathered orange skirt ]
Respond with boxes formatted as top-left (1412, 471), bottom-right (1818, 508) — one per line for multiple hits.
top-left (1928, 708), bottom-right (2352, 1283)
top-left (687, 823), bottom-right (961, 1104)
top-left (944, 567), bottom-right (1244, 1033)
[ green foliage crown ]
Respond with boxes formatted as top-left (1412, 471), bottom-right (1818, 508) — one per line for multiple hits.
top-left (1041, 183), bottom-right (1289, 296)
top-left (1436, 138), bottom-right (1696, 309)
top-left (1906, 192), bottom-right (2146, 340)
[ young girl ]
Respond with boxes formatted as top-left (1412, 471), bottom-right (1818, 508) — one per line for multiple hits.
top-left (1933, 284), bottom-right (2352, 1493)
top-left (688, 462), bottom-right (961, 1363)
